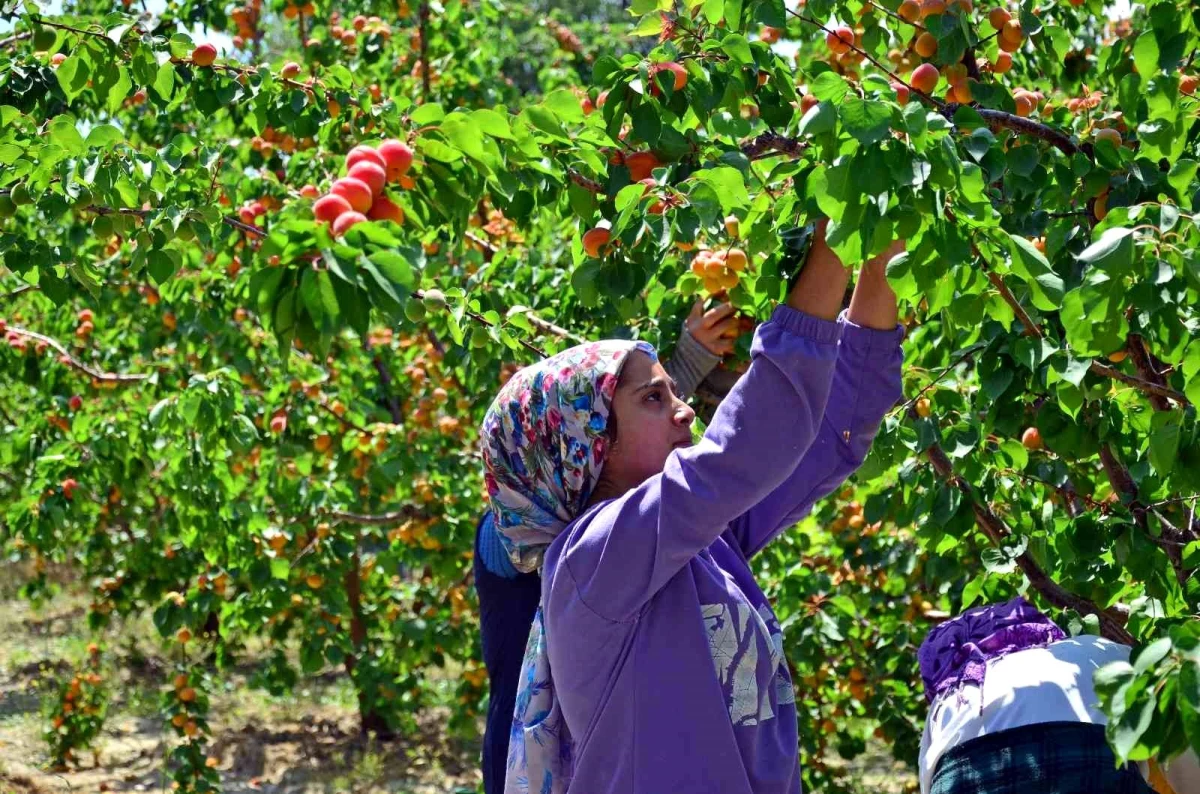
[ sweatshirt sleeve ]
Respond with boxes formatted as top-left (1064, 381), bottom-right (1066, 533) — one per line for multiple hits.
top-left (556, 305), bottom-right (842, 623)
top-left (662, 327), bottom-right (721, 400)
top-left (727, 312), bottom-right (904, 558)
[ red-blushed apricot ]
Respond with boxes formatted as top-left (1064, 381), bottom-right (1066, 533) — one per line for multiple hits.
top-left (313, 194), bottom-right (353, 224)
top-left (191, 43), bottom-right (217, 67)
top-left (582, 227), bottom-right (611, 257)
top-left (346, 145), bottom-right (386, 171)
top-left (367, 195), bottom-right (405, 224)
top-left (625, 151), bottom-right (660, 182)
top-left (649, 61), bottom-right (688, 95)
top-left (378, 139), bottom-right (414, 180)
top-left (825, 25), bottom-right (854, 55)
top-left (911, 63), bottom-right (940, 94)
top-left (330, 177), bottom-right (373, 213)
top-left (348, 161), bottom-right (387, 197)
top-left (332, 211), bottom-right (368, 236)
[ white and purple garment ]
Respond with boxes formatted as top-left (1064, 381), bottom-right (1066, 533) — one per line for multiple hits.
top-left (918, 596), bottom-right (1066, 705)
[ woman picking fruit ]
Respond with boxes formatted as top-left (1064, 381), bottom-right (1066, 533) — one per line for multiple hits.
top-left (479, 221), bottom-right (905, 793)
top-left (473, 298), bottom-right (743, 794)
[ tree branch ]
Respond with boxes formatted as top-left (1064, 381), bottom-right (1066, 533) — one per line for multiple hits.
top-left (4, 325), bottom-right (151, 382)
top-left (325, 505), bottom-right (424, 525)
top-left (1, 284), bottom-right (40, 301)
top-left (1126, 333), bottom-right (1171, 411)
top-left (0, 31), bottom-right (32, 49)
top-left (418, 2), bottom-right (431, 101)
top-left (567, 168), bottom-right (605, 194)
top-left (922, 430), bottom-right (1133, 644)
top-left (970, 108), bottom-right (1082, 158)
top-left (741, 131), bottom-right (808, 161)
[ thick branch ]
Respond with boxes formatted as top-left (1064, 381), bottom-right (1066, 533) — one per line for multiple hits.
top-left (972, 108), bottom-right (1082, 158)
top-left (326, 505), bottom-right (424, 524)
top-left (1126, 334), bottom-right (1171, 411)
top-left (0, 31), bottom-right (32, 48)
top-left (567, 168), bottom-right (605, 194)
top-left (922, 418), bottom-right (1132, 644)
top-left (1089, 360), bottom-right (1188, 406)
top-left (5, 325), bottom-right (150, 383)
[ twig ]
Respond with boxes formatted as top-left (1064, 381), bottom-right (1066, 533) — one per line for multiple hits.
top-left (4, 325), bottom-right (151, 382)
top-left (325, 505), bottom-right (424, 525)
top-left (0, 31), bottom-right (32, 48)
top-left (972, 108), bottom-right (1082, 158)
top-left (1, 284), bottom-right (40, 301)
top-left (418, 2), bottom-right (431, 101)
top-left (414, 290), bottom-right (545, 358)
top-left (465, 231), bottom-right (498, 254)
top-left (740, 130), bottom-right (808, 161)
top-left (316, 401), bottom-right (373, 435)
top-left (788, 9), bottom-right (944, 109)
top-left (897, 348), bottom-right (977, 411)
top-left (1089, 361), bottom-right (1188, 406)
top-left (567, 168), bottom-right (605, 194)
top-left (29, 16), bottom-right (116, 47)
top-left (524, 313), bottom-right (586, 343)
top-left (867, 0), bottom-right (926, 30)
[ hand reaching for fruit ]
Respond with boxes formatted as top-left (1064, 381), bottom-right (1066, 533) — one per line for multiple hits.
top-left (685, 300), bottom-right (742, 358)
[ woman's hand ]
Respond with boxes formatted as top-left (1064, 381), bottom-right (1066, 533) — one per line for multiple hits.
top-left (685, 300), bottom-right (741, 357)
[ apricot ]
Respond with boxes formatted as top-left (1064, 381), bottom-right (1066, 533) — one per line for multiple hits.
top-left (825, 25), bottom-right (854, 55)
top-left (582, 227), bottom-right (611, 257)
top-left (332, 211), bottom-right (367, 236)
top-left (649, 61), bottom-right (688, 94)
top-left (191, 43), bottom-right (217, 67)
top-left (625, 151), bottom-right (660, 182)
top-left (367, 195), bottom-right (405, 224)
top-left (915, 32), bottom-right (938, 58)
top-left (898, 0), bottom-right (921, 22)
top-left (378, 139), bottom-right (414, 180)
top-left (911, 63), bottom-right (940, 94)
top-left (1021, 427), bottom-right (1043, 450)
top-left (330, 177), bottom-right (373, 213)
top-left (988, 7), bottom-right (1011, 29)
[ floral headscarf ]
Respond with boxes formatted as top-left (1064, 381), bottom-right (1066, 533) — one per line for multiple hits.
top-left (479, 339), bottom-right (656, 794)
top-left (918, 596), bottom-right (1066, 705)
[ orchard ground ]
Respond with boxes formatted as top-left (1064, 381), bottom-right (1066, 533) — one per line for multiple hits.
top-left (0, 562), bottom-right (915, 794)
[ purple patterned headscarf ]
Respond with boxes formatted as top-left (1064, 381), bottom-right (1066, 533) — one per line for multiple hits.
top-left (917, 597), bottom-right (1065, 704)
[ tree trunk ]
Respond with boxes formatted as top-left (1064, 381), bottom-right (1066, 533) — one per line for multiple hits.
top-left (342, 533), bottom-right (395, 739)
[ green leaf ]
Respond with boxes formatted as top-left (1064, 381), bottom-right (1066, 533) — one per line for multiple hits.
top-left (48, 116), bottom-right (85, 155)
top-left (85, 124), bottom-right (123, 150)
top-left (720, 34), bottom-right (754, 65)
top-left (1060, 272), bottom-right (1129, 357)
top-left (55, 55), bottom-right (91, 102)
top-left (1076, 227), bottom-right (1135, 276)
top-left (693, 166), bottom-right (750, 213)
top-left (1148, 412), bottom-right (1182, 477)
top-left (1005, 233), bottom-right (1064, 311)
top-left (409, 104), bottom-right (445, 125)
top-left (839, 98), bottom-right (892, 146)
top-left (810, 72), bottom-right (849, 103)
top-left (1133, 32), bottom-right (1160, 80)
top-left (153, 62), bottom-right (176, 102)
top-left (1134, 637), bottom-right (1173, 675)
top-left (542, 90), bottom-right (584, 125)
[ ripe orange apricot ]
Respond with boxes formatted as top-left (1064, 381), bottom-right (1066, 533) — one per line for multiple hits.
top-left (898, 0), bottom-right (921, 22)
top-left (191, 43), bottom-right (217, 67)
top-left (988, 7), bottom-right (1012, 29)
top-left (825, 25), bottom-right (854, 55)
top-left (330, 177), bottom-right (373, 213)
top-left (1021, 427), bottom-right (1043, 450)
top-left (920, 0), bottom-right (946, 17)
top-left (1094, 127), bottom-right (1121, 147)
top-left (332, 211), bottom-right (367, 236)
top-left (725, 248), bottom-right (748, 271)
top-left (367, 195), bottom-right (405, 224)
top-left (1108, 350), bottom-right (1128, 363)
top-left (915, 32), bottom-right (938, 58)
top-left (625, 151), bottom-right (660, 182)
top-left (992, 51), bottom-right (1013, 73)
top-left (892, 81), bottom-right (911, 105)
top-left (911, 62), bottom-right (940, 94)
top-left (582, 227), bottom-right (611, 257)
top-left (800, 93), bottom-right (819, 114)
top-left (760, 25), bottom-right (782, 44)
top-left (649, 61), bottom-right (688, 94)
top-left (1000, 19), bottom-right (1023, 45)
top-left (950, 80), bottom-right (972, 103)
top-left (313, 194), bottom-right (353, 224)
top-left (915, 397), bottom-right (932, 417)
top-left (1014, 92), bottom-right (1035, 116)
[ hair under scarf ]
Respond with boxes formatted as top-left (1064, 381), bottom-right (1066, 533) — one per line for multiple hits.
top-left (917, 596), bottom-right (1066, 705)
top-left (480, 339), bottom-right (656, 794)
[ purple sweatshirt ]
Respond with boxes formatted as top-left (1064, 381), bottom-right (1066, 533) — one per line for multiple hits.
top-left (539, 305), bottom-right (904, 793)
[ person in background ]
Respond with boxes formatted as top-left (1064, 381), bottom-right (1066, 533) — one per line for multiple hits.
top-left (472, 298), bottom-right (741, 794)
top-left (918, 597), bottom-right (1200, 794)
top-left (480, 220), bottom-right (904, 793)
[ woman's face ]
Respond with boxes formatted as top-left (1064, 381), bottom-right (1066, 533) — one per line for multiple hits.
top-left (600, 351), bottom-right (696, 494)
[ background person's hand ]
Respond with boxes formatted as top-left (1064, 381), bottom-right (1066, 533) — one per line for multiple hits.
top-left (685, 300), bottom-right (740, 357)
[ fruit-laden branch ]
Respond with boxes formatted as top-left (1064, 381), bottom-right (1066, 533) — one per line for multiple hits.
top-left (4, 325), bottom-right (151, 382)
top-left (921, 428), bottom-right (1134, 644)
top-left (415, 289), bottom-right (546, 357)
top-left (788, 9), bottom-right (944, 108)
top-left (966, 231), bottom-right (1190, 407)
top-left (970, 108), bottom-right (1082, 158)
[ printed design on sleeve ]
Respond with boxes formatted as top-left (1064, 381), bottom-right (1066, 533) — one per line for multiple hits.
top-left (700, 598), bottom-right (792, 726)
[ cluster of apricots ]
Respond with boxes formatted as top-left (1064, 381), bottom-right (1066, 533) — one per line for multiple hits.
top-left (330, 11), bottom-right (394, 49)
top-left (310, 140), bottom-right (413, 235)
top-left (167, 672), bottom-right (201, 741)
top-left (229, 0), bottom-right (267, 50)
top-left (692, 246), bottom-right (749, 296)
top-left (547, 19), bottom-right (582, 54)
top-left (250, 126), bottom-right (318, 158)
